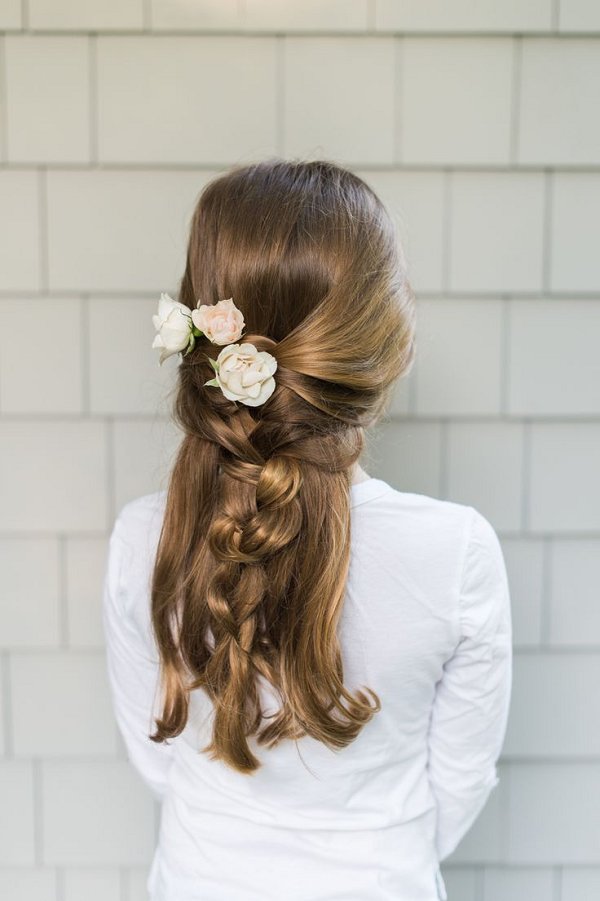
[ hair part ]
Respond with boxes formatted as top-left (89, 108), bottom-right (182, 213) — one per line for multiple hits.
top-left (149, 157), bottom-right (416, 774)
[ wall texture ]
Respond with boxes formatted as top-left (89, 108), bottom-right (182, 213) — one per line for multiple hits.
top-left (1, 1), bottom-right (599, 899)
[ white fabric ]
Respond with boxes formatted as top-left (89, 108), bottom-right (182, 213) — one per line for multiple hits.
top-left (102, 477), bottom-right (512, 901)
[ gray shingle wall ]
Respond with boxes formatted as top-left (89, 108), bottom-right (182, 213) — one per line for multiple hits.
top-left (1, 2), bottom-right (599, 898)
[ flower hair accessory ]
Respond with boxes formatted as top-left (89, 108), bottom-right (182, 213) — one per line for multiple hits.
top-left (152, 293), bottom-right (278, 407)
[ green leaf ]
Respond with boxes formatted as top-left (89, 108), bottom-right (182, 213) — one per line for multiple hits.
top-left (192, 326), bottom-right (203, 337)
top-left (209, 357), bottom-right (220, 372)
top-left (204, 378), bottom-right (219, 387)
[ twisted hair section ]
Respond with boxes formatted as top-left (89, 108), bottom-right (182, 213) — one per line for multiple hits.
top-left (149, 158), bottom-right (416, 773)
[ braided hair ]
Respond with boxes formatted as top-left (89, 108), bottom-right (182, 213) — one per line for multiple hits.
top-left (149, 158), bottom-right (415, 773)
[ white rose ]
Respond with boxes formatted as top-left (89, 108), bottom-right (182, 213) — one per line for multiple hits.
top-left (151, 293), bottom-right (194, 364)
top-left (204, 343), bottom-right (278, 407)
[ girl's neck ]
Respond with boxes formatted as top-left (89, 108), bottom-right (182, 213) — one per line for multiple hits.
top-left (351, 463), bottom-right (371, 485)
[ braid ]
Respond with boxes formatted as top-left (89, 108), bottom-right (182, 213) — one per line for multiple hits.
top-left (199, 404), bottom-right (319, 771)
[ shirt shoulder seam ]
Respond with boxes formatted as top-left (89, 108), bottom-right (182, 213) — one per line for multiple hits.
top-left (456, 505), bottom-right (477, 638)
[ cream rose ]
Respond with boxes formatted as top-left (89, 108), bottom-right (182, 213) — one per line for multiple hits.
top-left (151, 292), bottom-right (194, 365)
top-left (192, 297), bottom-right (245, 345)
top-left (204, 343), bottom-right (278, 407)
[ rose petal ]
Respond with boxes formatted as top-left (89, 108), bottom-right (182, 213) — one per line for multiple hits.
top-left (227, 371), bottom-right (245, 395)
top-left (241, 368), bottom-right (263, 388)
top-left (241, 377), bottom-right (275, 406)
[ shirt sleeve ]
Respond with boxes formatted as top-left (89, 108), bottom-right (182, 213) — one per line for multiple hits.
top-left (102, 512), bottom-right (175, 802)
top-left (426, 506), bottom-right (513, 863)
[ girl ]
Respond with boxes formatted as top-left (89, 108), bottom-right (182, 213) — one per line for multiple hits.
top-left (103, 158), bottom-right (512, 901)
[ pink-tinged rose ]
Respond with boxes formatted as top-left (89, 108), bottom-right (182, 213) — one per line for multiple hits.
top-left (191, 297), bottom-right (245, 345)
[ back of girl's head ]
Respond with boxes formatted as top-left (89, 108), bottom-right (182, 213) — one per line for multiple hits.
top-left (150, 157), bottom-right (416, 774)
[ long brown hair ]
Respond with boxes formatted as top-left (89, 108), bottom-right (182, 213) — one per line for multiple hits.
top-left (149, 158), bottom-right (416, 774)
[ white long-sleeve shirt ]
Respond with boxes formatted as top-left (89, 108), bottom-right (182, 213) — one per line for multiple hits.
top-left (102, 477), bottom-right (512, 901)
